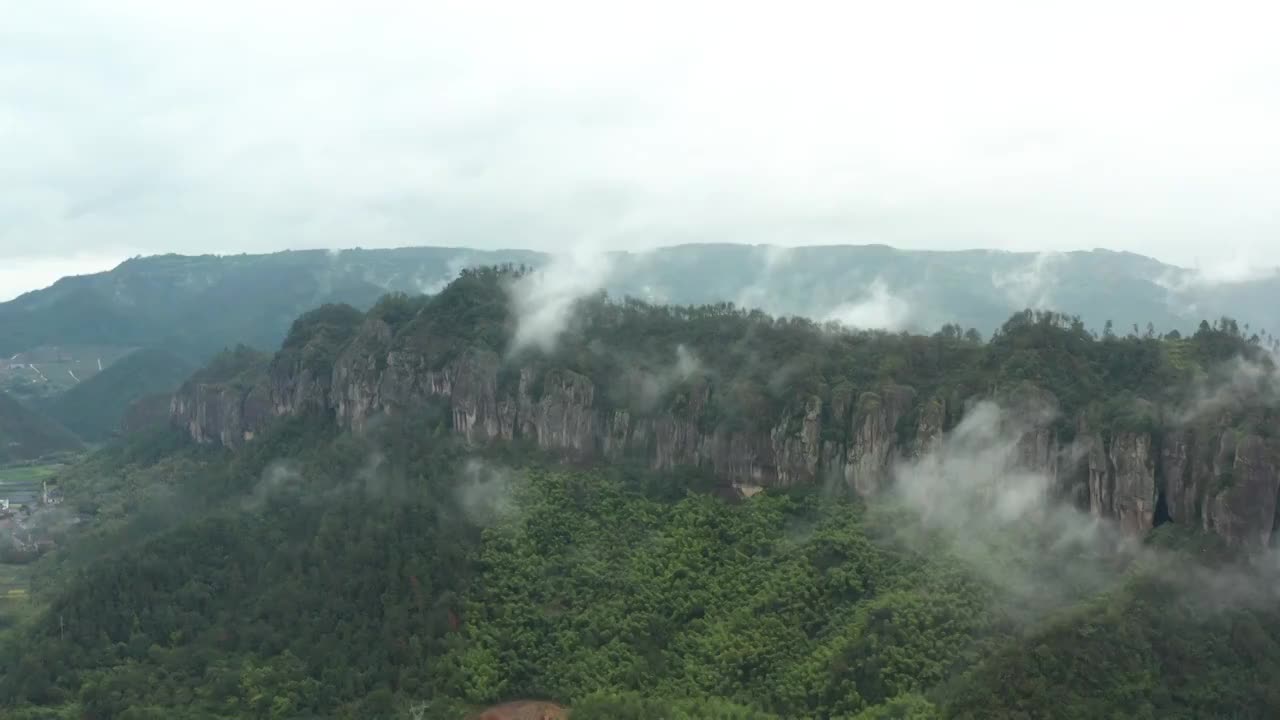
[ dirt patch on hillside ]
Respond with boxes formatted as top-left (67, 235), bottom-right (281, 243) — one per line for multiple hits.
top-left (470, 700), bottom-right (568, 720)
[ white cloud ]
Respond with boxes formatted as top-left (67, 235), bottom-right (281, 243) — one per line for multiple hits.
top-left (824, 278), bottom-right (911, 331)
top-left (886, 401), bottom-right (1123, 613)
top-left (762, 245), bottom-right (793, 271)
top-left (416, 255), bottom-right (474, 295)
top-left (673, 344), bottom-right (700, 379)
top-left (241, 460), bottom-right (303, 511)
top-left (733, 245), bottom-right (795, 311)
top-left (991, 251), bottom-right (1062, 309)
top-left (1177, 355), bottom-right (1278, 424)
top-left (508, 244), bottom-right (613, 353)
top-left (455, 459), bottom-right (520, 527)
top-left (888, 399), bottom-right (1280, 613)
top-left (1157, 243), bottom-right (1280, 291)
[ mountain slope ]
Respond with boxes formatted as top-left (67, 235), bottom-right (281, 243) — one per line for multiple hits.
top-left (0, 392), bottom-right (83, 463)
top-left (0, 248), bottom-right (541, 359)
top-left (4, 244), bottom-right (1278, 361)
top-left (945, 557), bottom-right (1280, 718)
top-left (171, 268), bottom-right (1280, 549)
top-left (4, 273), bottom-right (1280, 718)
top-left (44, 348), bottom-right (197, 441)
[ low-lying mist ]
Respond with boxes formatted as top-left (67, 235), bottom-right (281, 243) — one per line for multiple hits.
top-left (880, 399), bottom-right (1280, 622)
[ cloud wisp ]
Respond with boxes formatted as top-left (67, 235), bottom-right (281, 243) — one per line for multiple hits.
top-left (882, 399), bottom-right (1280, 618)
top-left (733, 245), bottom-right (795, 312)
top-left (616, 343), bottom-right (705, 412)
top-left (991, 251), bottom-right (1062, 310)
top-left (823, 278), bottom-right (912, 331)
top-left (454, 459), bottom-right (521, 528)
top-left (1176, 355), bottom-right (1279, 424)
top-left (1157, 244), bottom-right (1280, 292)
top-left (417, 255), bottom-right (475, 295)
top-left (508, 244), bottom-right (613, 354)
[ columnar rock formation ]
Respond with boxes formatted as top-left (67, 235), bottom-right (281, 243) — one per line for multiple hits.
top-left (171, 316), bottom-right (1280, 549)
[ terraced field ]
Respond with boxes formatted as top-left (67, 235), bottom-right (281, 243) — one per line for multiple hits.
top-left (0, 461), bottom-right (61, 507)
top-left (0, 463), bottom-right (57, 632)
top-left (0, 344), bottom-right (137, 398)
top-left (0, 560), bottom-right (34, 632)
top-left (0, 459), bottom-right (81, 633)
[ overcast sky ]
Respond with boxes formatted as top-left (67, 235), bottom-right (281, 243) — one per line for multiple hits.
top-left (2, 0), bottom-right (1278, 299)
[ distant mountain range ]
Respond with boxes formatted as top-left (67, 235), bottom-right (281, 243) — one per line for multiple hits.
top-left (1, 243), bottom-right (1277, 363)
top-left (11, 265), bottom-right (1278, 717)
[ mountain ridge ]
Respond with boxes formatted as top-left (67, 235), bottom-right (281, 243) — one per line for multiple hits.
top-left (4, 244), bottom-right (1277, 361)
top-left (4, 268), bottom-right (1280, 718)
top-left (168, 269), bottom-right (1280, 550)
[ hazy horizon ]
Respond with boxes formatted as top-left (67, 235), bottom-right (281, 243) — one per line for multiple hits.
top-left (4, 2), bottom-right (1279, 299)
top-left (2, 239), bottom-right (1275, 305)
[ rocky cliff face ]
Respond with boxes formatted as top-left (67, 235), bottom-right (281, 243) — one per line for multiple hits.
top-left (1160, 429), bottom-right (1204, 525)
top-left (913, 397), bottom-right (946, 459)
top-left (843, 387), bottom-right (915, 496)
top-left (1068, 423), bottom-right (1280, 547)
top-left (170, 381), bottom-right (271, 448)
top-left (1202, 433), bottom-right (1280, 548)
top-left (171, 318), bottom-right (925, 495)
top-left (770, 395), bottom-right (824, 487)
top-left (169, 314), bottom-right (1280, 549)
top-left (333, 333), bottom-right (788, 488)
top-left (1107, 432), bottom-right (1157, 535)
top-left (1080, 430), bottom-right (1108, 520)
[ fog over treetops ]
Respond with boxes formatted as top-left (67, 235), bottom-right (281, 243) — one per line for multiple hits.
top-left (5, 3), bottom-right (1280, 717)
top-left (2, 243), bottom-right (1278, 362)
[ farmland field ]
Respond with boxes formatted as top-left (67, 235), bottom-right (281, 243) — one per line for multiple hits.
top-left (0, 344), bottom-right (138, 398)
top-left (0, 557), bottom-right (35, 633)
top-left (0, 462), bottom-right (68, 633)
top-left (0, 461), bottom-right (64, 507)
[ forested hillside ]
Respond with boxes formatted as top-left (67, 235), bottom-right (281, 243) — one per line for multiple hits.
top-left (169, 267), bottom-right (1280, 549)
top-left (4, 245), bottom-right (1278, 361)
top-left (42, 348), bottom-right (197, 442)
top-left (5, 244), bottom-right (1276, 449)
top-left (0, 392), bottom-right (82, 464)
top-left (2, 268), bottom-right (1279, 719)
top-left (0, 248), bottom-right (528, 360)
